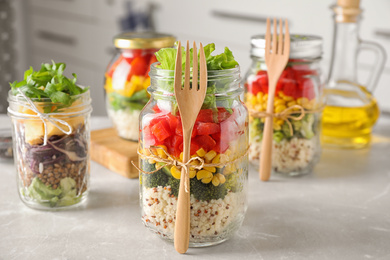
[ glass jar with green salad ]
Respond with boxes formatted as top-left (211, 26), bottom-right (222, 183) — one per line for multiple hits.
top-left (7, 62), bottom-right (92, 210)
top-left (138, 43), bottom-right (249, 247)
top-left (104, 32), bottom-right (176, 141)
top-left (244, 35), bottom-right (324, 176)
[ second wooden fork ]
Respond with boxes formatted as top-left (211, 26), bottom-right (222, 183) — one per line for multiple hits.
top-left (259, 18), bottom-right (290, 181)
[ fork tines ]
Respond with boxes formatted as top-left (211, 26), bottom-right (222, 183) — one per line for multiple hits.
top-left (265, 18), bottom-right (290, 57)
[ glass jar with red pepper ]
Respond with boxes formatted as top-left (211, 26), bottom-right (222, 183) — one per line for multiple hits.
top-left (138, 44), bottom-right (248, 247)
top-left (104, 32), bottom-right (176, 141)
top-left (244, 35), bottom-right (324, 176)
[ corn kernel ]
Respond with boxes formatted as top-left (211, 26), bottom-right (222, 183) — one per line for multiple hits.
top-left (262, 103), bottom-right (268, 110)
top-left (224, 149), bottom-right (232, 157)
top-left (256, 92), bottom-right (263, 101)
top-left (278, 91), bottom-right (285, 97)
top-left (261, 118), bottom-right (266, 123)
top-left (179, 152), bottom-right (184, 161)
top-left (275, 105), bottom-right (287, 113)
top-left (282, 95), bottom-right (293, 101)
top-left (148, 159), bottom-right (156, 164)
top-left (196, 170), bottom-right (213, 181)
top-left (203, 166), bottom-right (216, 173)
top-left (303, 103), bottom-right (313, 110)
top-left (250, 96), bottom-right (257, 105)
top-left (274, 99), bottom-right (286, 107)
top-left (157, 145), bottom-right (168, 158)
top-left (196, 148), bottom-right (206, 157)
top-left (262, 94), bottom-right (269, 102)
top-left (212, 176), bottom-right (220, 186)
top-left (171, 166), bottom-right (181, 179)
top-left (189, 169), bottom-right (196, 179)
top-left (277, 119), bottom-right (284, 126)
top-left (297, 97), bottom-right (309, 105)
top-left (204, 150), bottom-right (217, 162)
top-left (254, 104), bottom-right (262, 111)
top-left (201, 177), bottom-right (213, 184)
top-left (143, 148), bottom-right (151, 156)
top-left (287, 100), bottom-right (297, 107)
top-left (215, 173), bottom-right (226, 184)
top-left (211, 154), bottom-right (220, 164)
top-left (273, 123), bottom-right (282, 131)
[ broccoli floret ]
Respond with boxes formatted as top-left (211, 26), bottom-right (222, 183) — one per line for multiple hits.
top-left (166, 177), bottom-right (227, 201)
top-left (141, 160), bottom-right (169, 188)
top-left (273, 131), bottom-right (284, 143)
top-left (190, 178), bottom-right (227, 201)
top-left (301, 114), bottom-right (315, 139)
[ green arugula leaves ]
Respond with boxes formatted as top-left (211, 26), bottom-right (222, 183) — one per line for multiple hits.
top-left (9, 61), bottom-right (88, 107)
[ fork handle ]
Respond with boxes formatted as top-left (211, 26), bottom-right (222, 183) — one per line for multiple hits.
top-left (259, 83), bottom-right (277, 181)
top-left (174, 128), bottom-right (192, 253)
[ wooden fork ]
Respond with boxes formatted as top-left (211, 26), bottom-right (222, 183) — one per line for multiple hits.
top-left (260, 18), bottom-right (290, 181)
top-left (174, 40), bottom-right (207, 253)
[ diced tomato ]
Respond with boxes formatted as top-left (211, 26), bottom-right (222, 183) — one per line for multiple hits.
top-left (143, 125), bottom-right (156, 148)
top-left (217, 107), bottom-right (231, 122)
top-left (166, 113), bottom-right (178, 132)
top-left (175, 118), bottom-right (197, 137)
top-left (194, 135), bottom-right (216, 152)
top-left (196, 109), bottom-right (214, 122)
top-left (179, 141), bottom-right (200, 156)
top-left (170, 135), bottom-right (183, 157)
top-left (151, 119), bottom-right (171, 142)
top-left (282, 79), bottom-right (298, 98)
top-left (127, 56), bottom-right (148, 81)
top-left (247, 80), bottom-right (262, 95)
top-left (211, 132), bottom-right (221, 142)
top-left (152, 104), bottom-right (161, 113)
top-left (214, 141), bottom-right (229, 153)
top-left (196, 122), bottom-right (220, 136)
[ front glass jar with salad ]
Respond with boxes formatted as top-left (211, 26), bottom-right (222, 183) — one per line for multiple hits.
top-left (104, 32), bottom-right (176, 141)
top-left (139, 44), bottom-right (249, 246)
top-left (7, 62), bottom-right (92, 210)
top-left (244, 35), bottom-right (324, 176)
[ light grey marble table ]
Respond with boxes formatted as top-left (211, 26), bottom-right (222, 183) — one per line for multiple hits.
top-left (1, 115), bottom-right (390, 260)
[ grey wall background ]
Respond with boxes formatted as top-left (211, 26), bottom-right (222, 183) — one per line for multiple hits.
top-left (2, 0), bottom-right (390, 115)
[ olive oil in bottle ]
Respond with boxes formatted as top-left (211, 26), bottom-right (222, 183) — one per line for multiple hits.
top-left (322, 88), bottom-right (380, 148)
top-left (322, 0), bottom-right (386, 148)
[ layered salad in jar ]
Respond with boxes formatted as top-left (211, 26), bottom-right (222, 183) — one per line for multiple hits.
top-left (139, 44), bottom-right (249, 246)
top-left (245, 62), bottom-right (322, 175)
top-left (105, 49), bottom-right (154, 140)
top-left (8, 62), bottom-right (91, 209)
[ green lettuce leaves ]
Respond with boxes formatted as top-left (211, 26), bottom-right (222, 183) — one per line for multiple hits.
top-left (9, 61), bottom-right (88, 106)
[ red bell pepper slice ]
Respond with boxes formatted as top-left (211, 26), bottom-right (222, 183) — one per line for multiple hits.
top-left (127, 56), bottom-right (148, 81)
top-left (217, 107), bottom-right (231, 122)
top-left (175, 118), bottom-right (197, 137)
top-left (179, 141), bottom-right (200, 156)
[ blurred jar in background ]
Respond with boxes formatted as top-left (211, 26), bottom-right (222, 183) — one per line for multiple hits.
top-left (244, 35), bottom-right (324, 176)
top-left (104, 32), bottom-right (176, 141)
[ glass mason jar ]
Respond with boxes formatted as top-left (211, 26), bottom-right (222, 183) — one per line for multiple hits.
top-left (139, 63), bottom-right (248, 247)
top-left (244, 35), bottom-right (324, 176)
top-left (104, 32), bottom-right (176, 141)
top-left (7, 90), bottom-right (92, 210)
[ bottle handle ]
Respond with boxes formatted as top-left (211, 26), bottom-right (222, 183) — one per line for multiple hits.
top-left (357, 40), bottom-right (387, 92)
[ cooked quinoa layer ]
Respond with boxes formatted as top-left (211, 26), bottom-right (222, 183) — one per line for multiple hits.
top-left (249, 137), bottom-right (318, 173)
top-left (141, 186), bottom-right (246, 240)
top-left (108, 108), bottom-right (140, 140)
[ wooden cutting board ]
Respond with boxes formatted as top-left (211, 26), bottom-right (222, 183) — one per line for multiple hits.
top-left (90, 128), bottom-right (139, 179)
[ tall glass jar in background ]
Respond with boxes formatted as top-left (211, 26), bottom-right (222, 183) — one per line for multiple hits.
top-left (244, 35), bottom-right (324, 176)
top-left (104, 32), bottom-right (176, 141)
top-left (8, 90), bottom-right (92, 210)
top-left (139, 64), bottom-right (248, 247)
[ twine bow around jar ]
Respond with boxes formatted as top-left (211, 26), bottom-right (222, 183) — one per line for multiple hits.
top-left (132, 145), bottom-right (249, 192)
top-left (249, 104), bottom-right (324, 136)
top-left (7, 89), bottom-right (76, 145)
